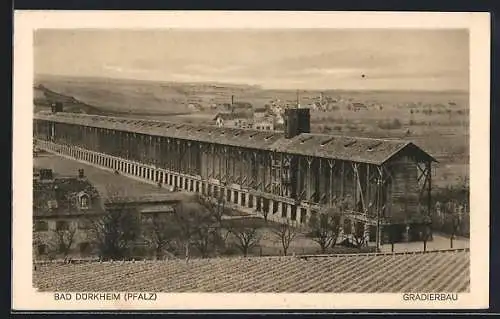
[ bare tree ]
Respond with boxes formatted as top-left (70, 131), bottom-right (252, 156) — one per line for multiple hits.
top-left (450, 213), bottom-right (461, 249)
top-left (386, 224), bottom-right (399, 253)
top-left (173, 199), bottom-right (222, 259)
top-left (196, 194), bottom-right (235, 253)
top-left (308, 206), bottom-right (343, 253)
top-left (351, 221), bottom-right (367, 248)
top-left (89, 207), bottom-right (140, 260)
top-left (272, 220), bottom-right (297, 256)
top-left (141, 213), bottom-right (180, 259)
top-left (88, 187), bottom-right (141, 260)
top-left (261, 200), bottom-right (270, 223)
top-left (49, 224), bottom-right (77, 258)
top-left (229, 225), bottom-right (261, 257)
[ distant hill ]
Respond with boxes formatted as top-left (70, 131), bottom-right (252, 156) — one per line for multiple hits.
top-left (33, 74), bottom-right (469, 118)
top-left (34, 84), bottom-right (105, 114)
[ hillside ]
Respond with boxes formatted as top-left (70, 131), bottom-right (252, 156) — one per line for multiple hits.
top-left (34, 84), bottom-right (105, 115)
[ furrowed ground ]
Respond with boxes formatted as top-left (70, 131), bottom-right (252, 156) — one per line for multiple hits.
top-left (33, 249), bottom-right (470, 293)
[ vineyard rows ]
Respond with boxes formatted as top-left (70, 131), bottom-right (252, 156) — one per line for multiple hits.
top-left (33, 250), bottom-right (470, 293)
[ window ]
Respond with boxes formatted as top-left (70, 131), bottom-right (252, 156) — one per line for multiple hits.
top-left (79, 194), bottom-right (90, 209)
top-left (56, 220), bottom-right (69, 231)
top-left (37, 244), bottom-right (47, 255)
top-left (34, 220), bottom-right (48, 232)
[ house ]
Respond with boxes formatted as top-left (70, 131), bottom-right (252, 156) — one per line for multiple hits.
top-left (33, 168), bottom-right (104, 258)
top-left (232, 101), bottom-right (253, 110)
top-left (213, 112), bottom-right (236, 127)
top-left (33, 167), bottom-right (188, 260)
top-left (187, 103), bottom-right (203, 112)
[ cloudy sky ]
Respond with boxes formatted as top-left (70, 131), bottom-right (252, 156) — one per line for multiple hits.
top-left (34, 29), bottom-right (469, 91)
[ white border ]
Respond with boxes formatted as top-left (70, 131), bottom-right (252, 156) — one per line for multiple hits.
top-left (12, 11), bottom-right (490, 310)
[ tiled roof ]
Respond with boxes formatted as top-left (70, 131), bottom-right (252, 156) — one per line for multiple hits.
top-left (33, 249), bottom-right (469, 293)
top-left (35, 112), bottom-right (436, 165)
top-left (33, 177), bottom-right (102, 216)
top-left (104, 193), bottom-right (193, 205)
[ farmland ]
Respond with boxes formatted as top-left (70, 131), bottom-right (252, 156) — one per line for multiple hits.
top-left (33, 249), bottom-right (470, 293)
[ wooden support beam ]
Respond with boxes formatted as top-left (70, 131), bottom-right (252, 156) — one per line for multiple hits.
top-left (306, 157), bottom-right (313, 202)
top-left (353, 163), bottom-right (366, 213)
top-left (426, 161), bottom-right (432, 217)
top-left (328, 159), bottom-right (335, 205)
top-left (340, 161), bottom-right (345, 199)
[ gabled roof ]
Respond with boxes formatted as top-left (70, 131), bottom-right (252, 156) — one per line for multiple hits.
top-left (34, 112), bottom-right (436, 165)
top-left (33, 175), bottom-right (101, 216)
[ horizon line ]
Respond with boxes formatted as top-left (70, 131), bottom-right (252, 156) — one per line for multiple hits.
top-left (34, 73), bottom-right (470, 94)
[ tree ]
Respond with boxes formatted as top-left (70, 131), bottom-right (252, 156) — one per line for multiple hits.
top-left (229, 224), bottom-right (261, 257)
top-left (141, 212), bottom-right (180, 259)
top-left (450, 213), bottom-right (461, 249)
top-left (351, 221), bottom-right (367, 249)
top-left (88, 187), bottom-right (141, 260)
top-left (261, 201), bottom-right (270, 223)
top-left (173, 199), bottom-right (222, 259)
top-left (89, 206), bottom-right (140, 260)
top-left (50, 224), bottom-right (77, 257)
top-left (308, 206), bottom-right (343, 253)
top-left (386, 224), bottom-right (399, 253)
top-left (272, 220), bottom-right (297, 256)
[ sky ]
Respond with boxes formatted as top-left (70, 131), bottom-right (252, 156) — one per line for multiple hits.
top-left (34, 29), bottom-right (469, 91)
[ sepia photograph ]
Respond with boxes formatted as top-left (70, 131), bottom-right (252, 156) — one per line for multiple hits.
top-left (13, 11), bottom-right (490, 310)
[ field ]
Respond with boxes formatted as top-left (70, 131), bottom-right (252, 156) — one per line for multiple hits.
top-left (33, 249), bottom-right (470, 293)
top-left (34, 75), bottom-right (469, 189)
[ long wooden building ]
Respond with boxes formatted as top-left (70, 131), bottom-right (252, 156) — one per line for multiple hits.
top-left (34, 107), bottom-right (436, 244)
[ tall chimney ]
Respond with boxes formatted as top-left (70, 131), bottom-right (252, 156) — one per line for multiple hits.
top-left (284, 108), bottom-right (310, 139)
top-left (231, 95), bottom-right (234, 106)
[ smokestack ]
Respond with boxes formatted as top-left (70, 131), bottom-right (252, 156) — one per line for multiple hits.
top-left (231, 95), bottom-right (234, 106)
top-left (78, 168), bottom-right (85, 179)
top-left (284, 108), bottom-right (310, 139)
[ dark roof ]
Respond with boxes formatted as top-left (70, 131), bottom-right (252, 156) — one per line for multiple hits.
top-left (213, 112), bottom-right (237, 121)
top-left (104, 193), bottom-right (192, 205)
top-left (33, 176), bottom-right (102, 217)
top-left (34, 112), bottom-right (436, 165)
top-left (232, 101), bottom-right (253, 109)
top-left (33, 250), bottom-right (469, 293)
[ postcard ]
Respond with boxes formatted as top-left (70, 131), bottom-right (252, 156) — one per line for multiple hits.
top-left (12, 10), bottom-right (490, 310)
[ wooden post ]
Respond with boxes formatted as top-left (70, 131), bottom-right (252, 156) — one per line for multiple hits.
top-left (340, 161), bottom-right (345, 199)
top-left (307, 157), bottom-right (312, 202)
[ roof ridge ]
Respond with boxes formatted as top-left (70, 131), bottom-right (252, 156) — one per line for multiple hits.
top-left (34, 112), bottom-right (435, 165)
